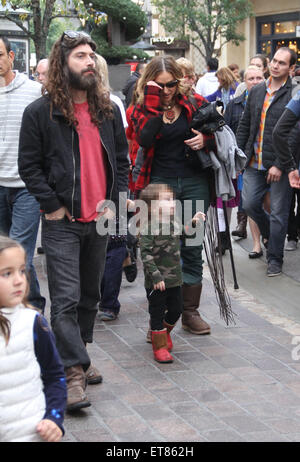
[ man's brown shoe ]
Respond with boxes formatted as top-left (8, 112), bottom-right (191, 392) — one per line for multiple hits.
top-left (85, 364), bottom-right (103, 385)
top-left (65, 365), bottom-right (91, 412)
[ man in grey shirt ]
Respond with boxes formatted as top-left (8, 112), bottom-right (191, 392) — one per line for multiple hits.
top-left (0, 35), bottom-right (45, 311)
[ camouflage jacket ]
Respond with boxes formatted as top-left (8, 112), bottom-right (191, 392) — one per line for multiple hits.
top-left (140, 219), bottom-right (183, 289)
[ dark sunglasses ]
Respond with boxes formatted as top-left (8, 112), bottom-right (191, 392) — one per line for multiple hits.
top-left (155, 80), bottom-right (178, 89)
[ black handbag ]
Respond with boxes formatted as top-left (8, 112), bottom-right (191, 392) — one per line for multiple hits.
top-left (185, 100), bottom-right (225, 170)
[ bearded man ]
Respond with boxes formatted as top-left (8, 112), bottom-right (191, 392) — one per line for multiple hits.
top-left (18, 31), bottom-right (129, 412)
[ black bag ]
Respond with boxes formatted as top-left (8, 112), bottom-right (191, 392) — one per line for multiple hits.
top-left (185, 100), bottom-right (225, 170)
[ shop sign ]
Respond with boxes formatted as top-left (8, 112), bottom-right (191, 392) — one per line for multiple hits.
top-left (151, 36), bottom-right (175, 46)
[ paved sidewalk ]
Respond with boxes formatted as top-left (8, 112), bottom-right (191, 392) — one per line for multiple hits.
top-left (35, 252), bottom-right (300, 443)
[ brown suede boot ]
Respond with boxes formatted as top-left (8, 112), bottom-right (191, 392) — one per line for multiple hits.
top-left (151, 330), bottom-right (174, 363)
top-left (65, 365), bottom-right (91, 412)
top-left (231, 212), bottom-right (247, 239)
top-left (146, 319), bottom-right (152, 343)
top-left (181, 283), bottom-right (211, 335)
top-left (163, 320), bottom-right (175, 351)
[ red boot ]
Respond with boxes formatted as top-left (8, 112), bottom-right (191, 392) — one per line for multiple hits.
top-left (151, 330), bottom-right (174, 363)
top-left (163, 321), bottom-right (175, 352)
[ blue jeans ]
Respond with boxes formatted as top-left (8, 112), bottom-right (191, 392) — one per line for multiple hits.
top-left (100, 244), bottom-right (128, 315)
top-left (151, 175), bottom-right (210, 285)
top-left (41, 216), bottom-right (108, 370)
top-left (0, 186), bottom-right (45, 311)
top-left (242, 167), bottom-right (292, 265)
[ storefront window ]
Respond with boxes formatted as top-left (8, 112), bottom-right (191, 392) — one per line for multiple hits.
top-left (9, 39), bottom-right (28, 74)
top-left (257, 14), bottom-right (300, 65)
top-left (261, 23), bottom-right (271, 35)
top-left (274, 21), bottom-right (300, 35)
top-left (260, 40), bottom-right (272, 58)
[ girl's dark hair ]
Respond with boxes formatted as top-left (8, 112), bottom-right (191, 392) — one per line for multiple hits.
top-left (0, 236), bottom-right (28, 345)
top-left (44, 33), bottom-right (113, 127)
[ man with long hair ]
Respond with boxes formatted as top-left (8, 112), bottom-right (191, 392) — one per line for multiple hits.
top-left (18, 31), bottom-right (129, 412)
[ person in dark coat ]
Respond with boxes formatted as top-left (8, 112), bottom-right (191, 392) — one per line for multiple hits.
top-left (236, 47), bottom-right (299, 277)
top-left (122, 62), bottom-right (146, 108)
top-left (225, 65), bottom-right (267, 259)
top-left (18, 31), bottom-right (129, 412)
top-left (273, 89), bottom-right (300, 251)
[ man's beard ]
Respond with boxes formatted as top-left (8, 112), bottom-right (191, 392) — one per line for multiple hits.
top-left (67, 66), bottom-right (97, 91)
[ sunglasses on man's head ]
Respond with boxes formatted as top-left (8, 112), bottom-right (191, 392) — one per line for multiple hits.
top-left (62, 30), bottom-right (91, 40)
top-left (155, 80), bottom-right (178, 89)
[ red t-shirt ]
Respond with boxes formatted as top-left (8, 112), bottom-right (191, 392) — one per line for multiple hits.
top-left (74, 102), bottom-right (107, 222)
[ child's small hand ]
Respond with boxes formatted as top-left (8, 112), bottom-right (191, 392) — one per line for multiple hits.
top-left (36, 419), bottom-right (63, 442)
top-left (192, 211), bottom-right (206, 224)
top-left (154, 281), bottom-right (165, 291)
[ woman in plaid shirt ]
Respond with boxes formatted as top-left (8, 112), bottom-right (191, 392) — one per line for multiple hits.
top-left (131, 56), bottom-right (216, 336)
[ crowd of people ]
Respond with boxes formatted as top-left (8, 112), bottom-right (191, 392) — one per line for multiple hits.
top-left (0, 29), bottom-right (300, 442)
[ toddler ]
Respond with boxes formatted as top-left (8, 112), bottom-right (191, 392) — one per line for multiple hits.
top-left (139, 184), bottom-right (204, 363)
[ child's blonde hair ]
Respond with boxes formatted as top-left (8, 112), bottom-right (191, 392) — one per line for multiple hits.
top-left (0, 236), bottom-right (29, 344)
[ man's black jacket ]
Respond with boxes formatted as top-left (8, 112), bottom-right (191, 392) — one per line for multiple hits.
top-left (18, 95), bottom-right (129, 219)
top-left (236, 77), bottom-right (299, 171)
top-left (273, 105), bottom-right (300, 172)
top-left (122, 71), bottom-right (139, 108)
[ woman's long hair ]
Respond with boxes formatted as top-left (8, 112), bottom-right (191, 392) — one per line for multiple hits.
top-left (0, 236), bottom-right (29, 345)
top-left (44, 35), bottom-right (113, 126)
top-left (136, 56), bottom-right (186, 105)
top-left (216, 67), bottom-right (238, 91)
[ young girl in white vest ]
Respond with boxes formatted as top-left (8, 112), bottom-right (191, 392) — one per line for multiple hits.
top-left (0, 236), bottom-right (67, 442)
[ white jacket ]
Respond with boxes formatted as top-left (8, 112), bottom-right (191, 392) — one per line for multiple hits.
top-left (0, 305), bottom-right (46, 442)
top-left (195, 72), bottom-right (219, 97)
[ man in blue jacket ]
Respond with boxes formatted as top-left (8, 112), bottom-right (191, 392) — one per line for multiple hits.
top-left (18, 31), bottom-right (129, 412)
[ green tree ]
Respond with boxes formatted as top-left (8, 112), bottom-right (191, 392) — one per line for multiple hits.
top-left (0, 0), bottom-right (96, 61)
top-left (152, 0), bottom-right (253, 60)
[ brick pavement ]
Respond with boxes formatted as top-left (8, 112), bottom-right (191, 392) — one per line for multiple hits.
top-left (36, 255), bottom-right (300, 443)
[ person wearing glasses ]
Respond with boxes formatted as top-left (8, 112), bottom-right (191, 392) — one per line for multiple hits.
top-left (131, 55), bottom-right (216, 337)
top-left (176, 57), bottom-right (197, 95)
top-left (18, 31), bottom-right (129, 412)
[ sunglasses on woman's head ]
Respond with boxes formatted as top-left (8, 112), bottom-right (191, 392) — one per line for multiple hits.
top-left (155, 80), bottom-right (178, 89)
